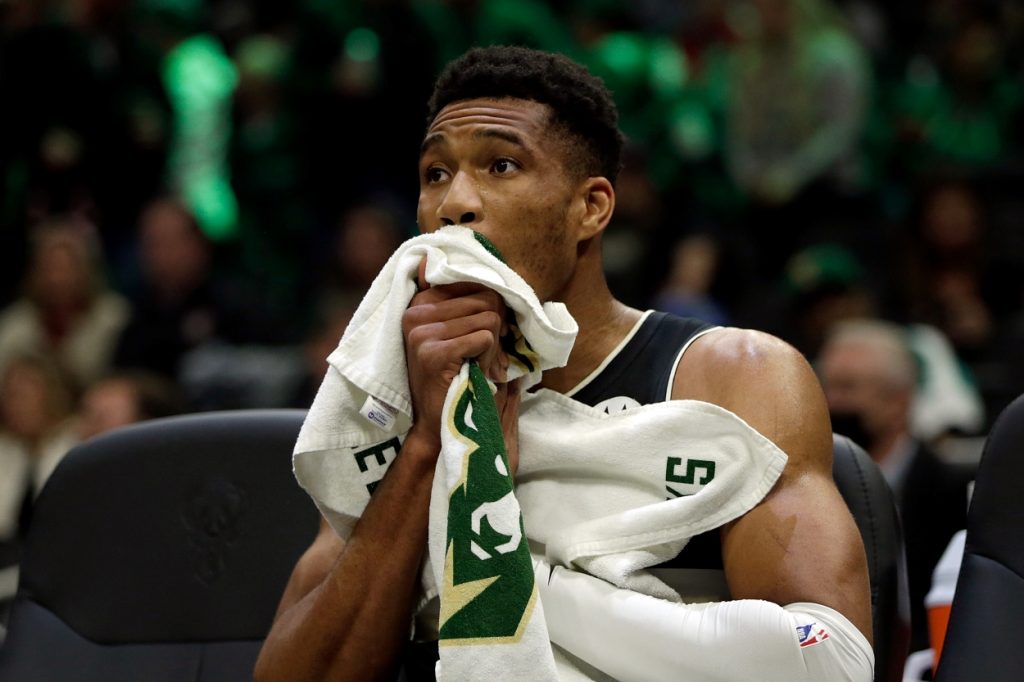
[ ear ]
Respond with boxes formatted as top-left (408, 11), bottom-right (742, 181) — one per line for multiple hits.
top-left (576, 176), bottom-right (615, 242)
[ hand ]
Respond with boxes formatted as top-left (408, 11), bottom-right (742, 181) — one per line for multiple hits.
top-left (401, 258), bottom-right (509, 454)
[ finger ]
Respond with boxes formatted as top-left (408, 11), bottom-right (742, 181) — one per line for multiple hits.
top-left (417, 256), bottom-right (429, 291)
top-left (415, 280), bottom-right (505, 302)
top-left (504, 378), bottom-right (522, 412)
top-left (410, 328), bottom-right (498, 374)
top-left (498, 378), bottom-right (521, 475)
top-left (405, 290), bottom-right (507, 327)
top-left (410, 310), bottom-right (503, 344)
top-left (446, 329), bottom-right (497, 366)
top-left (494, 348), bottom-right (509, 383)
top-left (410, 285), bottom-right (503, 310)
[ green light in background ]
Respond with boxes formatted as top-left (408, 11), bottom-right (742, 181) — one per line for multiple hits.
top-left (163, 34), bottom-right (238, 108)
top-left (650, 39), bottom-right (688, 94)
top-left (597, 33), bottom-right (646, 79)
top-left (184, 174), bottom-right (239, 242)
top-left (163, 34), bottom-right (240, 241)
top-left (236, 35), bottom-right (289, 81)
top-left (669, 100), bottom-right (714, 160)
top-left (345, 27), bottom-right (381, 63)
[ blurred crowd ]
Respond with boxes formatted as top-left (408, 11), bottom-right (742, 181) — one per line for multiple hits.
top-left (1, 0), bottom-right (1023, 649)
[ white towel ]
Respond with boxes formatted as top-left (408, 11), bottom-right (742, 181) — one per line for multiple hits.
top-left (294, 225), bottom-right (574, 681)
top-left (293, 225), bottom-right (790, 680)
top-left (426, 361), bottom-right (561, 681)
top-left (294, 225), bottom-right (576, 537)
top-left (515, 388), bottom-right (788, 602)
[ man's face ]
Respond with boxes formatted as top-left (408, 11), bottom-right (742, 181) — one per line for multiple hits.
top-left (417, 97), bottom-right (582, 301)
top-left (78, 379), bottom-right (140, 440)
top-left (818, 341), bottom-right (907, 442)
top-left (820, 343), bottom-right (880, 413)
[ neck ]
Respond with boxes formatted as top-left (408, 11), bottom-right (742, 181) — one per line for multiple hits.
top-left (539, 241), bottom-right (642, 393)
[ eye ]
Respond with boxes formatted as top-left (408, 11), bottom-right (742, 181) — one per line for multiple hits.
top-left (424, 166), bottom-right (449, 184)
top-left (490, 158), bottom-right (520, 176)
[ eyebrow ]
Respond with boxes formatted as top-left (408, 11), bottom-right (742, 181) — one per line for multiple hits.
top-left (419, 127), bottom-right (529, 158)
top-left (420, 132), bottom-right (444, 158)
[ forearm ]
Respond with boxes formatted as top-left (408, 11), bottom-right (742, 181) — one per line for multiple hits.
top-left (255, 432), bottom-right (438, 682)
top-left (536, 562), bottom-right (872, 682)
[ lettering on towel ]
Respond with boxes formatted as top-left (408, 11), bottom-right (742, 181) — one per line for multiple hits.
top-left (352, 437), bottom-right (401, 494)
top-left (666, 457), bottom-right (717, 499)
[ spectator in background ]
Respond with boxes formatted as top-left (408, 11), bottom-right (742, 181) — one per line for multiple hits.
top-left (76, 369), bottom-right (184, 441)
top-left (287, 202), bottom-right (406, 408)
top-left (888, 12), bottom-right (1024, 175)
top-left (653, 233), bottom-right (731, 326)
top-left (0, 0), bottom-right (171, 298)
top-left (0, 352), bottom-right (78, 545)
top-left (817, 319), bottom-right (973, 652)
top-left (748, 243), bottom-right (876, 358)
top-left (288, 295), bottom-right (358, 410)
top-left (0, 217), bottom-right (128, 391)
top-left (897, 178), bottom-right (1022, 361)
top-left (114, 197), bottom-right (275, 383)
top-left (599, 146), bottom-right (672, 308)
top-left (0, 359), bottom-right (181, 622)
top-left (726, 0), bottom-right (870, 275)
top-left (320, 202), bottom-right (407, 300)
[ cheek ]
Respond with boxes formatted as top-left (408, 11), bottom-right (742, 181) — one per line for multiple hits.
top-left (416, 192), bottom-right (438, 234)
top-left (508, 203), bottom-right (574, 297)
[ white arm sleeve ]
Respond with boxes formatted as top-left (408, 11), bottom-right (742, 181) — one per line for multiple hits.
top-left (536, 561), bottom-right (873, 682)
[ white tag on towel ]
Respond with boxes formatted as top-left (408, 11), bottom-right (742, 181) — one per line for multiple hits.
top-left (360, 395), bottom-right (399, 431)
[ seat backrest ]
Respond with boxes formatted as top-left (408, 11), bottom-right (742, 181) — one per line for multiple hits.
top-left (0, 409), bottom-right (319, 682)
top-left (936, 394), bottom-right (1024, 681)
top-left (831, 433), bottom-right (911, 682)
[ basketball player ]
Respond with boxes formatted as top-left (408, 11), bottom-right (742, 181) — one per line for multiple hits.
top-left (256, 46), bottom-right (873, 681)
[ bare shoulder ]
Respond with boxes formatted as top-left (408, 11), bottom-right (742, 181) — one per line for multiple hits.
top-left (676, 330), bottom-right (873, 639)
top-left (672, 327), bottom-right (832, 475)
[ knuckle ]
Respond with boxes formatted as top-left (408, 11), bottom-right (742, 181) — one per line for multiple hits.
top-left (475, 289), bottom-right (501, 311)
top-left (403, 302), bottom-right (436, 330)
top-left (481, 310), bottom-right (503, 331)
top-left (405, 324), bottom-right (432, 348)
top-left (401, 306), bottom-right (421, 331)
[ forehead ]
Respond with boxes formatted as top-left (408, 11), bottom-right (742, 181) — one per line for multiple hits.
top-left (824, 342), bottom-right (885, 378)
top-left (423, 98), bottom-right (555, 148)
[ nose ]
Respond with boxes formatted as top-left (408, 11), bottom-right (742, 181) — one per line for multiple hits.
top-left (436, 171), bottom-right (482, 227)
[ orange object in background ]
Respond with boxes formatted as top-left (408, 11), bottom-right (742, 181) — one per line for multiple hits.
top-left (927, 603), bottom-right (953, 667)
top-left (925, 530), bottom-right (966, 672)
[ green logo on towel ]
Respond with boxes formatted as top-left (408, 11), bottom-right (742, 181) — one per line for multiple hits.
top-left (439, 362), bottom-right (536, 645)
top-left (666, 457), bottom-right (716, 499)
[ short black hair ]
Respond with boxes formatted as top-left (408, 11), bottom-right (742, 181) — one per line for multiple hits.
top-left (426, 46), bottom-right (625, 184)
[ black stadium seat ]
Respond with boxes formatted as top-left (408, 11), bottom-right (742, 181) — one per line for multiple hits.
top-left (0, 412), bottom-right (907, 681)
top-left (831, 434), bottom-right (911, 682)
top-left (0, 410), bottom-right (319, 682)
top-left (936, 393), bottom-right (1024, 681)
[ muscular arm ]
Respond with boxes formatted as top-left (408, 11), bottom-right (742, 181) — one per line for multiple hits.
top-left (254, 431), bottom-right (438, 682)
top-left (533, 328), bottom-right (873, 681)
top-left (674, 327), bottom-right (873, 641)
top-left (255, 272), bottom-right (511, 682)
